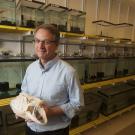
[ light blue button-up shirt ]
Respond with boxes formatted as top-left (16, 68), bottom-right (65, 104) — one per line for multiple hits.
top-left (21, 56), bottom-right (84, 132)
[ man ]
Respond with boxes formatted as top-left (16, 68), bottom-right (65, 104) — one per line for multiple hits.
top-left (21, 24), bottom-right (84, 135)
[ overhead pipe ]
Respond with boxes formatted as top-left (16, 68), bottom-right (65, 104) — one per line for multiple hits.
top-left (107, 0), bottom-right (111, 22)
top-left (117, 0), bottom-right (121, 23)
top-left (126, 6), bottom-right (130, 23)
top-left (81, 0), bottom-right (85, 11)
top-left (132, 16), bottom-right (135, 41)
top-left (95, 0), bottom-right (100, 21)
top-left (133, 8), bottom-right (135, 41)
top-left (65, 0), bottom-right (68, 8)
top-left (126, 5), bottom-right (132, 40)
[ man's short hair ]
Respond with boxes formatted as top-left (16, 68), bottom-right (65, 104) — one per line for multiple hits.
top-left (35, 24), bottom-right (60, 43)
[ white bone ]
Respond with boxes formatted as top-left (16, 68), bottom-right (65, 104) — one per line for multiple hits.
top-left (10, 92), bottom-right (47, 125)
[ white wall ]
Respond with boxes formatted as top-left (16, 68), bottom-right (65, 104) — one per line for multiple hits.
top-left (47, 0), bottom-right (83, 10)
top-left (84, 0), bottom-right (135, 39)
top-left (85, 0), bottom-right (97, 35)
top-left (47, 0), bottom-right (67, 7)
top-left (68, 0), bottom-right (82, 10)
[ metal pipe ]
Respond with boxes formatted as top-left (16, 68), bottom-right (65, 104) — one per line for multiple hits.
top-left (118, 0), bottom-right (121, 23)
top-left (132, 18), bottom-right (135, 41)
top-left (95, 0), bottom-right (100, 20)
top-left (126, 6), bottom-right (130, 23)
top-left (65, 0), bottom-right (68, 8)
top-left (81, 0), bottom-right (85, 11)
top-left (107, 0), bottom-right (111, 21)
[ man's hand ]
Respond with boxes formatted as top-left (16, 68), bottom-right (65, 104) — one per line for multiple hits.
top-left (39, 103), bottom-right (52, 117)
top-left (40, 103), bottom-right (64, 117)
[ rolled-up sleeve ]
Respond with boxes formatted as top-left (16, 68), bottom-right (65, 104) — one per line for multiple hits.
top-left (60, 70), bottom-right (84, 119)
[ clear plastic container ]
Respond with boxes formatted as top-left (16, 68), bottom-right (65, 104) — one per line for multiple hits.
top-left (44, 4), bottom-right (68, 32)
top-left (35, 9), bottom-right (44, 26)
top-left (16, 6), bottom-right (36, 28)
top-left (0, 0), bottom-right (16, 26)
top-left (68, 9), bottom-right (86, 34)
top-left (0, 60), bottom-right (33, 89)
top-left (87, 58), bottom-right (116, 82)
top-left (16, 0), bottom-right (45, 27)
top-left (65, 58), bottom-right (89, 84)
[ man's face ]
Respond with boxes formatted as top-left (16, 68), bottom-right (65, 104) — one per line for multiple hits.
top-left (34, 29), bottom-right (58, 62)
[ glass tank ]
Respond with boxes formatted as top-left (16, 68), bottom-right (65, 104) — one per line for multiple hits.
top-left (16, 0), bottom-right (45, 28)
top-left (68, 9), bottom-right (86, 34)
top-left (16, 6), bottom-right (36, 28)
top-left (35, 9), bottom-right (45, 26)
top-left (22, 35), bottom-right (35, 57)
top-left (44, 4), bottom-right (68, 32)
top-left (0, 61), bottom-right (22, 88)
top-left (87, 58), bottom-right (116, 82)
top-left (64, 58), bottom-right (89, 84)
top-left (116, 57), bottom-right (135, 76)
top-left (126, 58), bottom-right (135, 75)
top-left (0, 0), bottom-right (16, 26)
top-left (0, 58), bottom-right (34, 88)
top-left (0, 59), bottom-right (34, 99)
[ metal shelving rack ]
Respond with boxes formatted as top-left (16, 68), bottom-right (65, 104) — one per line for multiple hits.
top-left (0, 16), bottom-right (135, 135)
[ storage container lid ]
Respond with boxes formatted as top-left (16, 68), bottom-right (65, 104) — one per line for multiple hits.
top-left (98, 83), bottom-right (135, 97)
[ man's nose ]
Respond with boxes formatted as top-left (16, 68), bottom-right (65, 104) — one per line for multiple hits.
top-left (38, 41), bottom-right (45, 46)
top-left (38, 43), bottom-right (45, 50)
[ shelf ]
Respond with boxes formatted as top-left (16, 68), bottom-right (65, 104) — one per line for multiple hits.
top-left (92, 20), bottom-right (133, 27)
top-left (16, 0), bottom-right (45, 9)
top-left (68, 9), bottom-right (86, 16)
top-left (113, 38), bottom-right (131, 44)
top-left (0, 25), bottom-right (16, 33)
top-left (0, 25), bottom-right (84, 36)
top-left (84, 35), bottom-right (98, 39)
top-left (0, 26), bottom-right (84, 36)
top-left (0, 25), bottom-right (34, 33)
top-left (0, 97), bottom-right (14, 107)
top-left (60, 32), bottom-right (84, 37)
top-left (42, 3), bottom-right (68, 12)
top-left (70, 114), bottom-right (109, 135)
top-left (0, 25), bottom-right (16, 30)
top-left (16, 27), bottom-right (34, 32)
top-left (0, 56), bottom-right (36, 62)
top-left (82, 75), bottom-right (135, 90)
top-left (92, 20), bottom-right (114, 27)
top-left (0, 39), bottom-right (33, 43)
top-left (115, 23), bottom-right (133, 27)
top-left (69, 104), bottom-right (135, 135)
top-left (61, 56), bottom-right (88, 60)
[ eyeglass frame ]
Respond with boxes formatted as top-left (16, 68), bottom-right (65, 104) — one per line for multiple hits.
top-left (33, 38), bottom-right (57, 45)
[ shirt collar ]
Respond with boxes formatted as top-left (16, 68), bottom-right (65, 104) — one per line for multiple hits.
top-left (38, 55), bottom-right (59, 72)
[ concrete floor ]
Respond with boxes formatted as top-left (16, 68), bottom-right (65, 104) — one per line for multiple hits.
top-left (82, 109), bottom-right (135, 135)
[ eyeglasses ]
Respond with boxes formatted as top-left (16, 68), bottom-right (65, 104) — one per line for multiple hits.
top-left (34, 38), bottom-right (56, 45)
